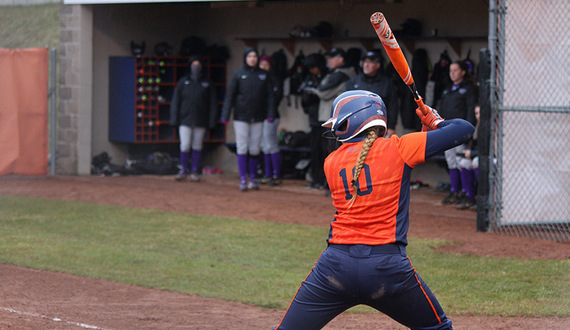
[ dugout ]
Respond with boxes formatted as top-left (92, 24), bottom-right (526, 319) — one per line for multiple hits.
top-left (57, 0), bottom-right (488, 185)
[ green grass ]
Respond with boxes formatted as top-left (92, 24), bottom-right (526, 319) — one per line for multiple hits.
top-left (0, 195), bottom-right (568, 317)
top-left (0, 3), bottom-right (59, 49)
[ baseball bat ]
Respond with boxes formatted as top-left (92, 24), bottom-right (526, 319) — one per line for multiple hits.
top-left (370, 12), bottom-right (427, 113)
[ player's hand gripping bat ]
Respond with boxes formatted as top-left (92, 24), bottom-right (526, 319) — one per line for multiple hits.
top-left (370, 12), bottom-right (442, 130)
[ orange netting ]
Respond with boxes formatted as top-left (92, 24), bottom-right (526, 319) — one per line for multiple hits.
top-left (0, 48), bottom-right (49, 176)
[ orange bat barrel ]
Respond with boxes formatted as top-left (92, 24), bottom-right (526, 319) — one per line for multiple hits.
top-left (370, 12), bottom-right (414, 86)
top-left (371, 12), bottom-right (427, 114)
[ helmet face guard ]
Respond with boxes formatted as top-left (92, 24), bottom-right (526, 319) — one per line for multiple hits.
top-left (323, 90), bottom-right (387, 142)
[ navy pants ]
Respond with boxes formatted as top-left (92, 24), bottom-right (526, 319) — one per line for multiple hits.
top-left (275, 244), bottom-right (452, 330)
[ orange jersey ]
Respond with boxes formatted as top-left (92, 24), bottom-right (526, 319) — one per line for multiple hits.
top-left (324, 132), bottom-right (427, 246)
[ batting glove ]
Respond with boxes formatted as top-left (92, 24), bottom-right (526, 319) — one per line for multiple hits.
top-left (416, 104), bottom-right (444, 131)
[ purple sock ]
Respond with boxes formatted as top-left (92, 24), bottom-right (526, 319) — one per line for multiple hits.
top-left (237, 154), bottom-right (248, 183)
top-left (179, 151), bottom-right (190, 173)
top-left (460, 168), bottom-right (475, 200)
top-left (449, 168), bottom-right (461, 194)
top-left (249, 156), bottom-right (259, 182)
top-left (271, 152), bottom-right (282, 178)
top-left (190, 150), bottom-right (202, 174)
top-left (264, 153), bottom-right (272, 178)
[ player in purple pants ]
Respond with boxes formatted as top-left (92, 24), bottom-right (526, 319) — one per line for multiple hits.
top-left (221, 47), bottom-right (276, 191)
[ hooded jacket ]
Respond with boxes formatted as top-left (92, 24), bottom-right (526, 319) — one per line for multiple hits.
top-left (221, 47), bottom-right (276, 123)
top-left (170, 56), bottom-right (218, 129)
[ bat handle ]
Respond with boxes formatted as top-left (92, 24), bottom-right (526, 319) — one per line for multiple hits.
top-left (406, 84), bottom-right (428, 115)
top-left (415, 97), bottom-right (429, 115)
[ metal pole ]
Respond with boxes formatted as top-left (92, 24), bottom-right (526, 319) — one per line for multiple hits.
top-left (49, 47), bottom-right (57, 176)
top-left (486, 0), bottom-right (499, 231)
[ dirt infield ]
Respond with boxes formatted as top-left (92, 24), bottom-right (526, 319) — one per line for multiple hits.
top-left (0, 175), bottom-right (568, 329)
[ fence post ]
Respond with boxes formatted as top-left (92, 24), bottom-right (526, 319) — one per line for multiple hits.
top-left (476, 48), bottom-right (491, 232)
top-left (49, 47), bottom-right (57, 176)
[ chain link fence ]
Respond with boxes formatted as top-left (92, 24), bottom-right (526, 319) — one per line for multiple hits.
top-left (488, 0), bottom-right (569, 242)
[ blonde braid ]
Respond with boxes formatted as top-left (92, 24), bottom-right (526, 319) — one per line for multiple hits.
top-left (347, 129), bottom-right (379, 208)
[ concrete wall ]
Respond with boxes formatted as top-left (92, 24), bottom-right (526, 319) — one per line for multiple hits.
top-left (59, 0), bottom-right (488, 183)
top-left (59, 4), bottom-right (93, 175)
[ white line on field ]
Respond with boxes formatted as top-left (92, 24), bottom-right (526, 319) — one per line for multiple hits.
top-left (0, 306), bottom-right (105, 329)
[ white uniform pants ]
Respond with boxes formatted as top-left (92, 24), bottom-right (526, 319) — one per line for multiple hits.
top-left (179, 125), bottom-right (206, 152)
top-left (233, 120), bottom-right (263, 156)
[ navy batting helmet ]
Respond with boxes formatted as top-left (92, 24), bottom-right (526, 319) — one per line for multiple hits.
top-left (322, 90), bottom-right (387, 142)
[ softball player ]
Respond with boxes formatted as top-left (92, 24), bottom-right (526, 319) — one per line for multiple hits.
top-left (438, 60), bottom-right (478, 205)
top-left (170, 56), bottom-right (217, 182)
top-left (275, 90), bottom-right (475, 329)
top-left (221, 47), bottom-right (276, 191)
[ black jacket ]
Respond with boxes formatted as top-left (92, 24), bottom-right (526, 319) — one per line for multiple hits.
top-left (267, 71), bottom-right (283, 119)
top-left (221, 47), bottom-right (275, 123)
top-left (438, 80), bottom-right (478, 126)
top-left (170, 57), bottom-right (217, 129)
top-left (346, 72), bottom-right (398, 130)
top-left (300, 72), bottom-right (324, 126)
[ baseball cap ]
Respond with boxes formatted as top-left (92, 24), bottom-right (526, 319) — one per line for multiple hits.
top-left (326, 47), bottom-right (345, 58)
top-left (362, 50), bottom-right (383, 62)
top-left (303, 53), bottom-right (326, 69)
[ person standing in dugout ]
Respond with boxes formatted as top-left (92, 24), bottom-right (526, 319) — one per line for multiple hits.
top-left (437, 60), bottom-right (479, 205)
top-left (274, 90), bottom-right (474, 330)
top-left (346, 49), bottom-right (398, 137)
top-left (258, 55), bottom-right (284, 186)
top-left (221, 47), bottom-right (276, 191)
top-left (304, 47), bottom-right (356, 192)
top-left (170, 56), bottom-right (218, 182)
top-left (299, 53), bottom-right (328, 190)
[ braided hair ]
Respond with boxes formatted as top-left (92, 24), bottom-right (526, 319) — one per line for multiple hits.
top-left (347, 126), bottom-right (384, 208)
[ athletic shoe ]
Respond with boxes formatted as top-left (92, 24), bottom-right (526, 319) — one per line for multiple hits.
top-left (247, 181), bottom-right (259, 190)
top-left (267, 177), bottom-right (282, 186)
top-left (441, 192), bottom-right (460, 204)
top-left (454, 192), bottom-right (467, 205)
top-left (175, 171), bottom-right (187, 182)
top-left (190, 173), bottom-right (200, 182)
top-left (260, 177), bottom-right (272, 185)
top-left (458, 198), bottom-right (476, 210)
top-left (239, 182), bottom-right (248, 192)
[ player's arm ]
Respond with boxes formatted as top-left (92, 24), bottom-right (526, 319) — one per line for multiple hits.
top-left (220, 72), bottom-right (239, 122)
top-left (169, 79), bottom-right (183, 126)
top-left (314, 81), bottom-right (346, 101)
top-left (424, 119), bottom-right (475, 158)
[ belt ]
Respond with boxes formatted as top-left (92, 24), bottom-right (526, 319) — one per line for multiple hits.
top-left (328, 243), bottom-right (406, 255)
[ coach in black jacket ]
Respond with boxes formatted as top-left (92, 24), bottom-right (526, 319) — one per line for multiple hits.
top-left (346, 50), bottom-right (398, 137)
top-left (170, 55), bottom-right (218, 182)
